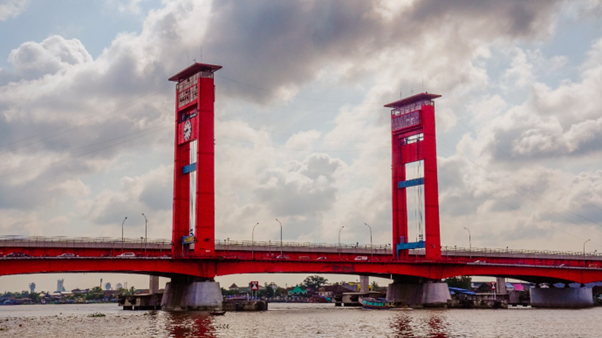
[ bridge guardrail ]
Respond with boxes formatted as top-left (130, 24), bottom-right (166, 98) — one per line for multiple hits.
top-left (1, 236), bottom-right (601, 259)
top-left (441, 246), bottom-right (602, 258)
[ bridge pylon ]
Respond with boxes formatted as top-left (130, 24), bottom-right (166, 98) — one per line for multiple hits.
top-left (385, 93), bottom-right (442, 260)
top-left (169, 63), bottom-right (222, 257)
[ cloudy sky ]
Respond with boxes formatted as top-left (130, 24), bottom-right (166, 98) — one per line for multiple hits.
top-left (1, 0), bottom-right (602, 292)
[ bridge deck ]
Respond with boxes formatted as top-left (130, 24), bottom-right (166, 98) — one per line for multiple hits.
top-left (0, 236), bottom-right (601, 261)
top-left (2, 236), bottom-right (602, 283)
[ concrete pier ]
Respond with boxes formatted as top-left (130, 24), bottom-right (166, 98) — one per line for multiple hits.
top-left (530, 287), bottom-right (593, 308)
top-left (149, 275), bottom-right (159, 294)
top-left (161, 277), bottom-right (222, 311)
top-left (360, 276), bottom-right (369, 293)
top-left (387, 278), bottom-right (451, 307)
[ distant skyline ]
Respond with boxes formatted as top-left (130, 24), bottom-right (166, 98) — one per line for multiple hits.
top-left (1, 0), bottom-right (602, 290)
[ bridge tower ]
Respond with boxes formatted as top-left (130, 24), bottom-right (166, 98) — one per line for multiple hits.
top-left (169, 63), bottom-right (222, 257)
top-left (385, 93), bottom-right (442, 260)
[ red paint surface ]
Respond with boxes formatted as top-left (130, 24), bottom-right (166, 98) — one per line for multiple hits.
top-left (170, 64), bottom-right (220, 257)
top-left (387, 94), bottom-right (441, 260)
top-left (1, 253), bottom-right (602, 284)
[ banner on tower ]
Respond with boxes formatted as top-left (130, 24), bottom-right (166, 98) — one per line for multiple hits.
top-left (392, 111), bottom-right (421, 131)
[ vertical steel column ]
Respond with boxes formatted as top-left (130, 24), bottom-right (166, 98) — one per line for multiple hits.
top-left (195, 77), bottom-right (216, 256)
top-left (172, 106), bottom-right (190, 258)
top-left (392, 137), bottom-right (408, 258)
top-left (421, 104), bottom-right (441, 260)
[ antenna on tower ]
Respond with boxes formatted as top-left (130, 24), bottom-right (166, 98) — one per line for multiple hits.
top-left (200, 46), bottom-right (203, 62)
top-left (422, 77), bottom-right (424, 92)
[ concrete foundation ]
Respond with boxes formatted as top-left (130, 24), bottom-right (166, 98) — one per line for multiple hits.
top-left (530, 287), bottom-right (593, 308)
top-left (161, 278), bottom-right (222, 311)
top-left (360, 276), bottom-right (369, 293)
top-left (386, 281), bottom-right (451, 307)
top-left (149, 275), bottom-right (159, 294)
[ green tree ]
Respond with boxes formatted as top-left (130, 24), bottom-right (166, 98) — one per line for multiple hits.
top-left (302, 275), bottom-right (328, 290)
top-left (29, 292), bottom-right (41, 303)
top-left (445, 276), bottom-right (472, 289)
top-left (86, 287), bottom-right (105, 300)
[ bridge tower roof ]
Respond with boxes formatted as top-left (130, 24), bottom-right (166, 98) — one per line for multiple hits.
top-left (384, 92), bottom-right (441, 108)
top-left (168, 63), bottom-right (222, 82)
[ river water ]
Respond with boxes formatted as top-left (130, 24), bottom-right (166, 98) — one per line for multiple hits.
top-left (0, 303), bottom-right (601, 337)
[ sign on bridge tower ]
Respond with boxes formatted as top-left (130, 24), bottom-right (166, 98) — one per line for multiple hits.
top-left (385, 93), bottom-right (442, 260)
top-left (169, 63), bottom-right (222, 257)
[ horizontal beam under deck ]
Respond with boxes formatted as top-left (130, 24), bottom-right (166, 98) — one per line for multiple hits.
top-left (1, 257), bottom-right (602, 284)
top-left (3, 237), bottom-right (602, 282)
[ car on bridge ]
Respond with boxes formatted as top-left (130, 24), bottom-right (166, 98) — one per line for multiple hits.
top-left (117, 252), bottom-right (137, 258)
top-left (276, 255), bottom-right (290, 260)
top-left (354, 256), bottom-right (369, 261)
top-left (57, 253), bottom-right (79, 258)
top-left (317, 256), bottom-right (328, 260)
top-left (4, 252), bottom-right (29, 258)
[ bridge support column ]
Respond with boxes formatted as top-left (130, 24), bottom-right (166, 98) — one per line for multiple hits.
top-left (360, 276), bottom-right (369, 293)
top-left (386, 277), bottom-right (450, 308)
top-left (161, 276), bottom-right (222, 311)
top-left (149, 276), bottom-right (159, 294)
top-left (530, 286), bottom-right (593, 308)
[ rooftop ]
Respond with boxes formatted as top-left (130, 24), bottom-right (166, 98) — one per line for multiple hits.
top-left (168, 63), bottom-right (222, 82)
top-left (384, 92), bottom-right (441, 108)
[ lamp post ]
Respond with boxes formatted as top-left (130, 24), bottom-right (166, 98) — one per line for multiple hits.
top-left (463, 227), bottom-right (471, 250)
top-left (252, 222), bottom-right (259, 259)
top-left (583, 239), bottom-right (591, 256)
top-left (121, 217), bottom-right (127, 251)
top-left (364, 223), bottom-right (373, 259)
top-left (338, 226), bottom-right (345, 259)
top-left (141, 213), bottom-right (148, 253)
top-left (275, 219), bottom-right (283, 257)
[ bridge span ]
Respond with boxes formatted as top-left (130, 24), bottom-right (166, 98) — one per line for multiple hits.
top-left (2, 236), bottom-right (602, 284)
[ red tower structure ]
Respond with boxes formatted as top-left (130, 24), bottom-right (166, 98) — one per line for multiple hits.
top-left (385, 93), bottom-right (442, 260)
top-left (169, 63), bottom-right (222, 257)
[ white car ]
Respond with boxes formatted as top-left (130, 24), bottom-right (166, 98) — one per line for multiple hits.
top-left (57, 253), bottom-right (78, 258)
top-left (354, 256), bottom-right (369, 261)
top-left (118, 252), bottom-right (137, 257)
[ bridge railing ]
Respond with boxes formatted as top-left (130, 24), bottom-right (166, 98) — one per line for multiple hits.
top-left (442, 246), bottom-right (602, 259)
top-left (214, 239), bottom-right (391, 254)
top-left (0, 235), bottom-right (171, 249)
top-left (3, 235), bottom-right (602, 260)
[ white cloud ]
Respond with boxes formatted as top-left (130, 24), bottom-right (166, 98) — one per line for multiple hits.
top-left (7, 35), bottom-right (92, 79)
top-left (0, 0), bottom-right (28, 21)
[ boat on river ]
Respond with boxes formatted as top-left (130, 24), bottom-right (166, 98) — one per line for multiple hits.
top-left (359, 297), bottom-right (397, 310)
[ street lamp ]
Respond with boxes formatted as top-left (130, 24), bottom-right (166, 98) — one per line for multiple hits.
top-left (275, 219), bottom-right (283, 257)
top-left (121, 217), bottom-right (127, 251)
top-left (338, 226), bottom-right (345, 259)
top-left (252, 222), bottom-right (259, 259)
top-left (364, 223), bottom-right (373, 259)
top-left (142, 213), bottom-right (148, 253)
top-left (583, 239), bottom-right (591, 256)
top-left (463, 227), bottom-right (471, 251)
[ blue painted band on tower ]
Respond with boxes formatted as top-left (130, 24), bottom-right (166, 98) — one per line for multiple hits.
top-left (398, 177), bottom-right (424, 189)
top-left (183, 163), bottom-right (196, 174)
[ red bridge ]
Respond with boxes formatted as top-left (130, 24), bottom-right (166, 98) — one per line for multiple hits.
top-left (2, 236), bottom-right (602, 284)
top-left (3, 63), bottom-right (599, 308)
